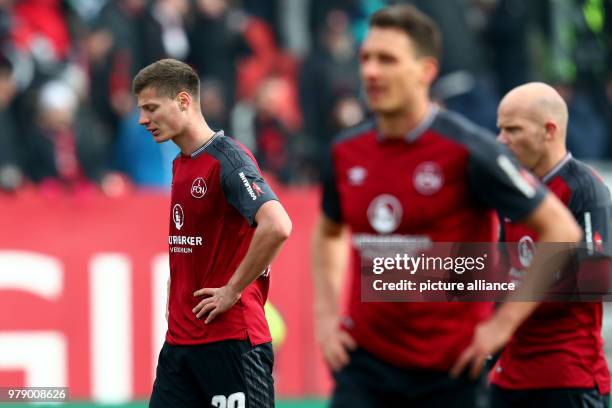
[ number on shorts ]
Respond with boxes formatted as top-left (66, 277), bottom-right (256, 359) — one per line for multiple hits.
top-left (211, 392), bottom-right (246, 408)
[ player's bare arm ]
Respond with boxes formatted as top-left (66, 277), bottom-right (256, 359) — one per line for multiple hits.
top-left (193, 200), bottom-right (292, 323)
top-left (311, 215), bottom-right (356, 371)
top-left (451, 193), bottom-right (582, 379)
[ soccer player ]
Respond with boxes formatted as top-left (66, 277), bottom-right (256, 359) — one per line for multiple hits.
top-left (489, 82), bottom-right (611, 407)
top-left (311, 5), bottom-right (582, 407)
top-left (133, 59), bottom-right (292, 408)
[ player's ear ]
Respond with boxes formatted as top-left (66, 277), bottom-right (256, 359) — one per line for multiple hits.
top-left (176, 91), bottom-right (191, 112)
top-left (420, 57), bottom-right (439, 86)
top-left (544, 121), bottom-right (557, 141)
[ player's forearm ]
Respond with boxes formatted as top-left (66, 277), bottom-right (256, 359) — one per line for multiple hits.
top-left (490, 301), bottom-right (538, 335)
top-left (311, 219), bottom-right (349, 317)
top-left (227, 209), bottom-right (291, 295)
top-left (495, 199), bottom-right (582, 332)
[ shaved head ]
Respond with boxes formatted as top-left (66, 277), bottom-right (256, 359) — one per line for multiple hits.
top-left (497, 82), bottom-right (570, 177)
top-left (499, 82), bottom-right (568, 140)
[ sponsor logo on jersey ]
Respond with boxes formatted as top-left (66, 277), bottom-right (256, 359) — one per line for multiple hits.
top-left (239, 171), bottom-right (257, 201)
top-left (261, 265), bottom-right (271, 277)
top-left (168, 234), bottom-right (204, 253)
top-left (191, 177), bottom-right (207, 198)
top-left (585, 211), bottom-right (595, 254)
top-left (252, 181), bottom-right (263, 197)
top-left (367, 194), bottom-right (403, 234)
top-left (413, 162), bottom-right (444, 195)
top-left (518, 235), bottom-right (535, 268)
top-left (594, 231), bottom-right (603, 252)
top-left (347, 166), bottom-right (367, 185)
top-left (168, 236), bottom-right (203, 246)
top-left (172, 204), bottom-right (184, 230)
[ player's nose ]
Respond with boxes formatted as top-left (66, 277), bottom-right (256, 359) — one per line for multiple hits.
top-left (361, 59), bottom-right (380, 80)
top-left (139, 113), bottom-right (150, 126)
top-left (497, 132), bottom-right (508, 145)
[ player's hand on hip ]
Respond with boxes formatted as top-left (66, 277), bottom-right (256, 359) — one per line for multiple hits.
top-left (193, 286), bottom-right (241, 324)
top-left (316, 314), bottom-right (357, 372)
top-left (450, 317), bottom-right (512, 380)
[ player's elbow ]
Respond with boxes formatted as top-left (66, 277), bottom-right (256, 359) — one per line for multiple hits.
top-left (262, 209), bottom-right (292, 243)
top-left (548, 211), bottom-right (582, 243)
top-left (529, 195), bottom-right (583, 243)
top-left (272, 216), bottom-right (292, 242)
top-left (256, 201), bottom-right (292, 242)
top-left (556, 205), bottom-right (582, 243)
top-left (568, 219), bottom-right (583, 243)
top-left (551, 211), bottom-right (582, 243)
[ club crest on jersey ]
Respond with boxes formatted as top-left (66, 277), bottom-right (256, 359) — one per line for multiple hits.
top-left (347, 166), bottom-right (367, 185)
top-left (191, 177), bottom-right (207, 198)
top-left (173, 204), bottom-right (184, 230)
top-left (413, 162), bottom-right (443, 195)
top-left (518, 235), bottom-right (535, 268)
top-left (367, 194), bottom-right (403, 234)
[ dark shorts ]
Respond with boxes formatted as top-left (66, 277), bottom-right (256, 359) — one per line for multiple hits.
top-left (330, 347), bottom-right (484, 408)
top-left (490, 385), bottom-right (610, 408)
top-left (149, 339), bottom-right (274, 408)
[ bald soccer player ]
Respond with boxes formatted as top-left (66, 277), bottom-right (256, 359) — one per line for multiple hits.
top-left (489, 82), bottom-right (611, 407)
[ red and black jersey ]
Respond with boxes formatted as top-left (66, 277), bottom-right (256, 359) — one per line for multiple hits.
top-left (321, 106), bottom-right (547, 371)
top-left (490, 154), bottom-right (612, 393)
top-left (166, 131), bottom-right (278, 346)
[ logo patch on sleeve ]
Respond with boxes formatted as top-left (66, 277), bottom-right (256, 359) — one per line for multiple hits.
top-left (252, 181), bottom-right (263, 197)
top-left (239, 171), bottom-right (258, 200)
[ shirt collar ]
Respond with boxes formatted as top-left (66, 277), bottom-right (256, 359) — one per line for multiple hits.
top-left (405, 104), bottom-right (439, 142)
top-left (191, 130), bottom-right (224, 158)
top-left (542, 152), bottom-right (572, 183)
top-left (376, 104), bottom-right (439, 143)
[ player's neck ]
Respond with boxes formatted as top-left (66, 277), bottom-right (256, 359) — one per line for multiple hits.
top-left (174, 114), bottom-right (216, 156)
top-left (376, 99), bottom-right (431, 139)
top-left (534, 148), bottom-right (568, 179)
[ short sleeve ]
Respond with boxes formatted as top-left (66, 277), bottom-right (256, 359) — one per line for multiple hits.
top-left (222, 162), bottom-right (278, 226)
top-left (321, 145), bottom-right (342, 222)
top-left (569, 174), bottom-right (612, 258)
top-left (568, 177), bottom-right (612, 293)
top-left (468, 145), bottom-right (547, 221)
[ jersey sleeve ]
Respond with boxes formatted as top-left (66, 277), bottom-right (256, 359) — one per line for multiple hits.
top-left (222, 162), bottom-right (278, 226)
top-left (569, 174), bottom-right (612, 257)
top-left (468, 144), bottom-right (547, 222)
top-left (567, 175), bottom-right (612, 294)
top-left (320, 144), bottom-right (342, 222)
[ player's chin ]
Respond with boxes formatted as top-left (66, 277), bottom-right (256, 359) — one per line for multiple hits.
top-left (370, 104), bottom-right (401, 116)
top-left (153, 132), bottom-right (171, 143)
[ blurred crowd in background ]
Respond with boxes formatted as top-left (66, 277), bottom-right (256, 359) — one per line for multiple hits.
top-left (0, 0), bottom-right (610, 193)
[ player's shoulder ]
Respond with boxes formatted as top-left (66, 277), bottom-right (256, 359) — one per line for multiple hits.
top-left (431, 109), bottom-right (509, 164)
top-left (205, 131), bottom-right (255, 172)
top-left (431, 109), bottom-right (497, 148)
top-left (331, 117), bottom-right (376, 147)
top-left (563, 158), bottom-right (611, 207)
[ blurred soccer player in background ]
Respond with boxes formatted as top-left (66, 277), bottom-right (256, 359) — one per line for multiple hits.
top-left (490, 82), bottom-right (611, 407)
top-left (311, 5), bottom-right (581, 407)
top-left (133, 59), bottom-right (292, 408)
